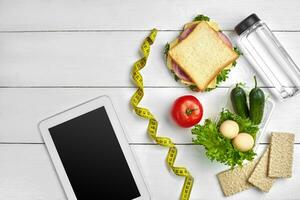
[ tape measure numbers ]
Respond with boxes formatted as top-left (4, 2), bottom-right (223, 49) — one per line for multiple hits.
top-left (130, 29), bottom-right (194, 200)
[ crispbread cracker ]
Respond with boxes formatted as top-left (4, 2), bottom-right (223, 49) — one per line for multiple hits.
top-left (248, 147), bottom-right (276, 192)
top-left (217, 159), bottom-right (258, 196)
top-left (269, 132), bottom-right (295, 178)
top-left (168, 22), bottom-right (238, 91)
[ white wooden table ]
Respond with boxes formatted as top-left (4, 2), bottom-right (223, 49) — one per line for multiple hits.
top-left (0, 1), bottom-right (299, 199)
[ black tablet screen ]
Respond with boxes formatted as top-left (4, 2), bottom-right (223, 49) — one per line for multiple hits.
top-left (49, 106), bottom-right (141, 199)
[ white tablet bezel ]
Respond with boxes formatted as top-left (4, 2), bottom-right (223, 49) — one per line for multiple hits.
top-left (39, 95), bottom-right (150, 200)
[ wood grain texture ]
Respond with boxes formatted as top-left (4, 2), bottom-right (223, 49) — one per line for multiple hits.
top-left (0, 144), bottom-right (65, 200)
top-left (0, 31), bottom-right (299, 87)
top-left (0, 1), bottom-right (299, 199)
top-left (0, 0), bottom-right (299, 31)
top-left (0, 144), bottom-right (298, 200)
top-left (0, 88), bottom-right (299, 144)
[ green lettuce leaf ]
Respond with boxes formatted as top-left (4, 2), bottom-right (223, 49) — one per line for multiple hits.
top-left (192, 110), bottom-right (258, 168)
top-left (164, 43), bottom-right (170, 56)
top-left (193, 14), bottom-right (210, 22)
top-left (216, 69), bottom-right (230, 84)
top-left (218, 109), bottom-right (258, 140)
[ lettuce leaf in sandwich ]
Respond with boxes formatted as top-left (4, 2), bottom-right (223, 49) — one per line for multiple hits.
top-left (164, 14), bottom-right (241, 92)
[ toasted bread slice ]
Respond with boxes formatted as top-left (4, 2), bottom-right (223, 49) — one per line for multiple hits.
top-left (168, 22), bottom-right (238, 91)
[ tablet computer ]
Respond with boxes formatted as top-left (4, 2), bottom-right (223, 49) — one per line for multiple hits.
top-left (39, 96), bottom-right (150, 200)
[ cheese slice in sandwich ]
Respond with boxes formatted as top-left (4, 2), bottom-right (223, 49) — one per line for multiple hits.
top-left (168, 22), bottom-right (238, 91)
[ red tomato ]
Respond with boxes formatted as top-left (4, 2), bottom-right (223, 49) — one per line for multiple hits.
top-left (171, 95), bottom-right (203, 128)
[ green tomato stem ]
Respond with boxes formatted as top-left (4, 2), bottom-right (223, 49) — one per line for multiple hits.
top-left (186, 108), bottom-right (197, 116)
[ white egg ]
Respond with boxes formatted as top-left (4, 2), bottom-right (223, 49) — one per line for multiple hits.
top-left (232, 133), bottom-right (254, 152)
top-left (219, 120), bottom-right (239, 139)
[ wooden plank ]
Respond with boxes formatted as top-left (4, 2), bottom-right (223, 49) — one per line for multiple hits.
top-left (0, 88), bottom-right (299, 143)
top-left (0, 31), bottom-right (299, 87)
top-left (0, 0), bottom-right (299, 31)
top-left (0, 144), bottom-right (299, 199)
top-left (0, 144), bottom-right (65, 200)
top-left (135, 144), bottom-right (300, 200)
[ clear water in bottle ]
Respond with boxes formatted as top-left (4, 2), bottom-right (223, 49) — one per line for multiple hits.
top-left (235, 14), bottom-right (300, 99)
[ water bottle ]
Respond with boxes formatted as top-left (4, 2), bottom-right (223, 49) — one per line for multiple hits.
top-left (235, 14), bottom-right (300, 99)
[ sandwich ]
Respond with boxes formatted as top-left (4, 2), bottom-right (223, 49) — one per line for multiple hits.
top-left (165, 15), bottom-right (240, 91)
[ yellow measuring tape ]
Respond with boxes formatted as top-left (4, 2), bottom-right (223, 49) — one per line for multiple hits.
top-left (130, 29), bottom-right (194, 200)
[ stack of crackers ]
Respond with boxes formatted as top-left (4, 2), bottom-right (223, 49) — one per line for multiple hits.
top-left (217, 132), bottom-right (295, 196)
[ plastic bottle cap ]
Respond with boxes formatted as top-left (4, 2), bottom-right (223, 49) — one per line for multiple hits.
top-left (234, 14), bottom-right (260, 35)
